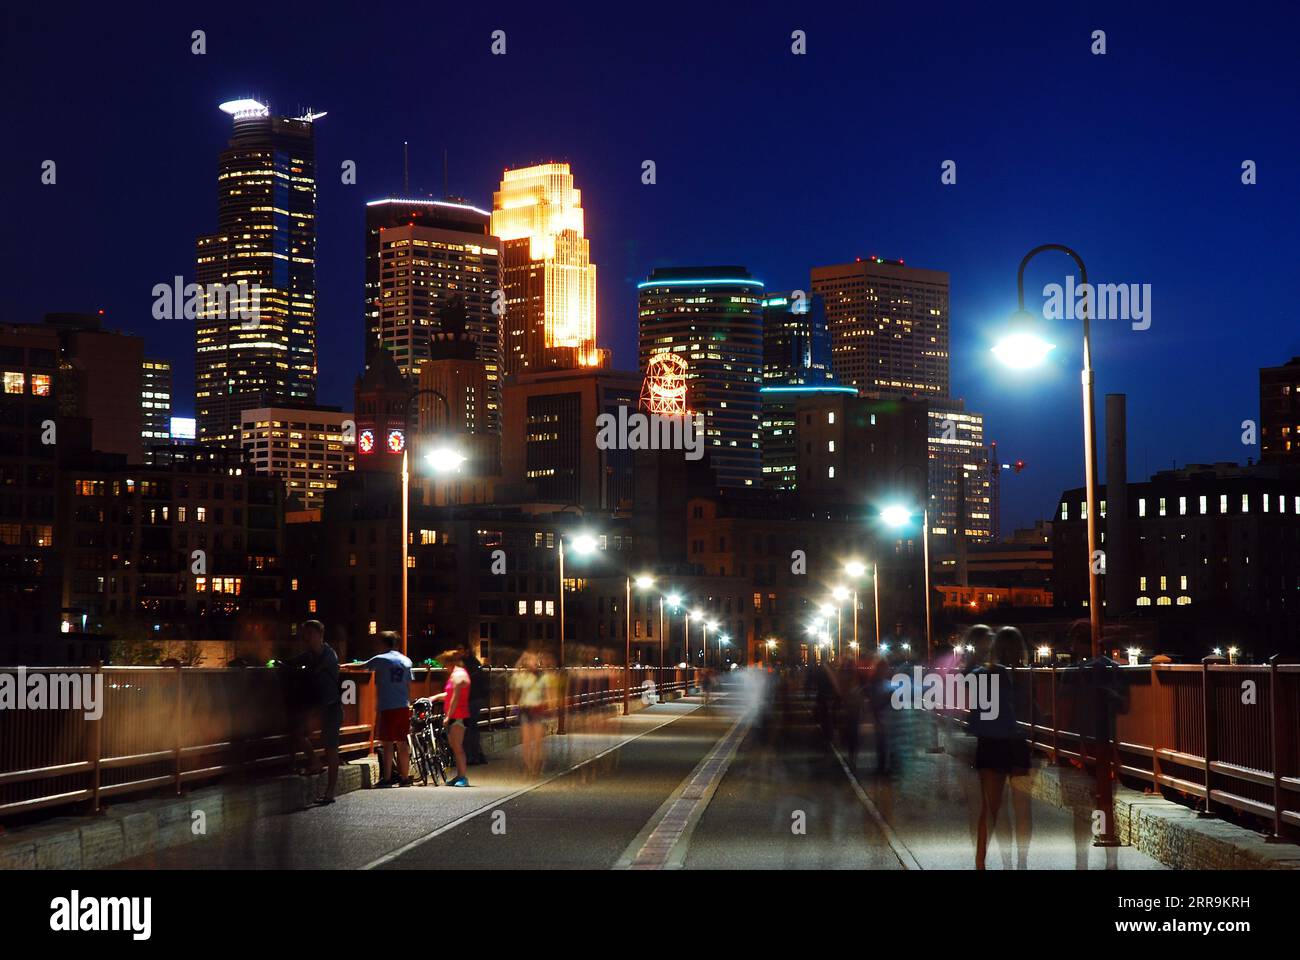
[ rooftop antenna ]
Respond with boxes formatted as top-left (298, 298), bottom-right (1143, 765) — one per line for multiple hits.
top-left (403, 141), bottom-right (409, 195)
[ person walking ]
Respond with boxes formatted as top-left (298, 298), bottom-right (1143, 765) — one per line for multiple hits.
top-left (365, 631), bottom-right (413, 787)
top-left (463, 650), bottom-right (489, 765)
top-left (435, 648), bottom-right (472, 787)
top-left (512, 648), bottom-right (549, 778)
top-left (970, 626), bottom-right (1034, 869)
top-left (293, 620), bottom-right (342, 805)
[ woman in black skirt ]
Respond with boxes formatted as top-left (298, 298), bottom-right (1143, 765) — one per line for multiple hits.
top-left (969, 626), bottom-right (1033, 869)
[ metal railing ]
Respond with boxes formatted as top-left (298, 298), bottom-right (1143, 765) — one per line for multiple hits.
top-left (934, 658), bottom-right (1300, 839)
top-left (0, 663), bottom-right (699, 820)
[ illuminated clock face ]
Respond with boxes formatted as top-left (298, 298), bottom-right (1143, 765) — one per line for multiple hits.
top-left (387, 430), bottom-right (406, 453)
top-left (358, 429), bottom-right (375, 454)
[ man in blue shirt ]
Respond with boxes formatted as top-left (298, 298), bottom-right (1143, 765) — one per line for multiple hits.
top-left (366, 631), bottom-right (414, 786)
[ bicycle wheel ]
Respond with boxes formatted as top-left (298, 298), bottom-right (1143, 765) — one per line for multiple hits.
top-left (410, 733), bottom-right (430, 786)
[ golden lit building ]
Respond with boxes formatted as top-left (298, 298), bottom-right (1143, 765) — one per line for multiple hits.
top-left (491, 163), bottom-right (604, 375)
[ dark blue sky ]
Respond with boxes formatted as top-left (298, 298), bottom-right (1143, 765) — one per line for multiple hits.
top-left (4, 2), bottom-right (1298, 532)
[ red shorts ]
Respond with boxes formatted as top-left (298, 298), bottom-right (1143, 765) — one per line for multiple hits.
top-left (376, 706), bottom-right (411, 741)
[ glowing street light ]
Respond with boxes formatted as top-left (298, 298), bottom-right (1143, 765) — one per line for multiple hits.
top-left (424, 446), bottom-right (467, 473)
top-left (625, 573), bottom-right (657, 716)
top-left (557, 528), bottom-right (599, 734)
top-left (990, 329), bottom-right (1055, 370)
top-left (881, 504), bottom-right (912, 529)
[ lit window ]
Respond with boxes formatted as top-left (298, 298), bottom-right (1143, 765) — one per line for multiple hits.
top-left (1241, 493), bottom-right (1249, 513)
top-left (827, 411), bottom-right (835, 424)
top-left (308, 599), bottom-right (317, 613)
top-left (369, 621), bottom-right (378, 635)
top-left (1220, 494), bottom-right (1228, 514)
top-left (828, 466), bottom-right (835, 479)
top-left (1139, 576), bottom-right (1147, 591)
top-left (31, 374), bottom-right (51, 397)
top-left (1138, 498), bottom-right (1146, 517)
top-left (1179, 496), bottom-right (1186, 516)
top-left (1158, 497), bottom-right (1166, 517)
top-left (1060, 502), bottom-right (1069, 521)
top-left (3, 372), bottom-right (23, 394)
top-left (1199, 495), bottom-right (1207, 514)
top-left (1180, 575), bottom-right (1188, 590)
top-left (518, 600), bottom-right (527, 615)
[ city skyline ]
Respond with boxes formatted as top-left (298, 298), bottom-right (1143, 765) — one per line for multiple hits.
top-left (6, 5), bottom-right (1299, 534)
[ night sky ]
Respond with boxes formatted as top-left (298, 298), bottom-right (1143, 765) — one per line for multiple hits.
top-left (4, 2), bottom-right (1298, 532)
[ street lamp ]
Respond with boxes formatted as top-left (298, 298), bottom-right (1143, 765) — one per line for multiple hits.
top-left (705, 621), bottom-right (718, 669)
top-left (881, 504), bottom-right (932, 666)
top-left (398, 386), bottom-right (457, 656)
top-left (557, 530), bottom-right (598, 734)
top-left (831, 585), bottom-right (849, 658)
top-left (991, 245), bottom-right (1102, 657)
top-left (625, 574), bottom-right (655, 716)
top-left (843, 560), bottom-right (877, 658)
top-left (992, 244), bottom-right (1113, 845)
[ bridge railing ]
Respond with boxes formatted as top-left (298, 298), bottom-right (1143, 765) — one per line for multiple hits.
top-left (934, 659), bottom-right (1300, 839)
top-left (0, 663), bottom-right (699, 820)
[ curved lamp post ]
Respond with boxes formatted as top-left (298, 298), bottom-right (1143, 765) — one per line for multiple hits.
top-left (992, 244), bottom-right (1115, 846)
top-left (992, 244), bottom-right (1102, 658)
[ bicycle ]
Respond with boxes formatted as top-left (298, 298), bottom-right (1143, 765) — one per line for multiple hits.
top-left (409, 697), bottom-right (442, 785)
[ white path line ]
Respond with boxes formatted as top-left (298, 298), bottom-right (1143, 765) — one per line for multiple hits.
top-left (827, 738), bottom-right (922, 871)
top-left (361, 704), bottom-right (701, 870)
top-left (614, 697), bottom-right (750, 870)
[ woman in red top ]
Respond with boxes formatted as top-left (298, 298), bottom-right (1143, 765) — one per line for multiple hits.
top-left (438, 649), bottom-right (472, 787)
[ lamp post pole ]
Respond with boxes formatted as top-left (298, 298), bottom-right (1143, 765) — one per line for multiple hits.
top-left (400, 449), bottom-right (409, 656)
top-left (623, 576), bottom-right (632, 717)
top-left (401, 387), bottom-right (451, 658)
top-left (923, 506), bottom-right (933, 666)
top-left (657, 597), bottom-right (665, 705)
top-left (557, 535), bottom-right (567, 735)
top-left (1013, 244), bottom-right (1113, 845)
top-left (873, 563), bottom-right (881, 652)
top-left (1016, 245), bottom-right (1103, 658)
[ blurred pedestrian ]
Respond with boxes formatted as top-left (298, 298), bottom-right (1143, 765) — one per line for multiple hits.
top-left (292, 620), bottom-right (342, 805)
top-left (512, 648), bottom-right (549, 778)
top-left (970, 626), bottom-right (1033, 869)
top-left (463, 650), bottom-right (489, 765)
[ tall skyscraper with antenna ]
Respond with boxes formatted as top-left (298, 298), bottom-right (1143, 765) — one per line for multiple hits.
top-left (195, 99), bottom-right (321, 446)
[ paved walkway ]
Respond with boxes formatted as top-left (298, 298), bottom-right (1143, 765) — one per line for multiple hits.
top-left (115, 680), bottom-right (1166, 870)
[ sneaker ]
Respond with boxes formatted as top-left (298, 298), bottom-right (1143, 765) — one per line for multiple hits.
top-left (450, 777), bottom-right (469, 787)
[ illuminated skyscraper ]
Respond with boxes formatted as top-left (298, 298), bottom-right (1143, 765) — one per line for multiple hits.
top-left (364, 197), bottom-right (502, 432)
top-left (491, 163), bottom-right (604, 376)
top-left (638, 267), bottom-right (764, 488)
top-left (811, 257), bottom-right (949, 398)
top-left (927, 399), bottom-right (994, 546)
top-left (141, 358), bottom-right (172, 461)
top-left (195, 99), bottom-right (321, 445)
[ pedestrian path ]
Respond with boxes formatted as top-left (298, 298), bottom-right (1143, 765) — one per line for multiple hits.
top-left (845, 718), bottom-right (1166, 870)
top-left (117, 698), bottom-right (703, 870)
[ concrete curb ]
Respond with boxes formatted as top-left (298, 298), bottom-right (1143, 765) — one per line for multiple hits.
top-left (0, 761), bottom-right (373, 871)
top-left (1011, 755), bottom-right (1300, 870)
